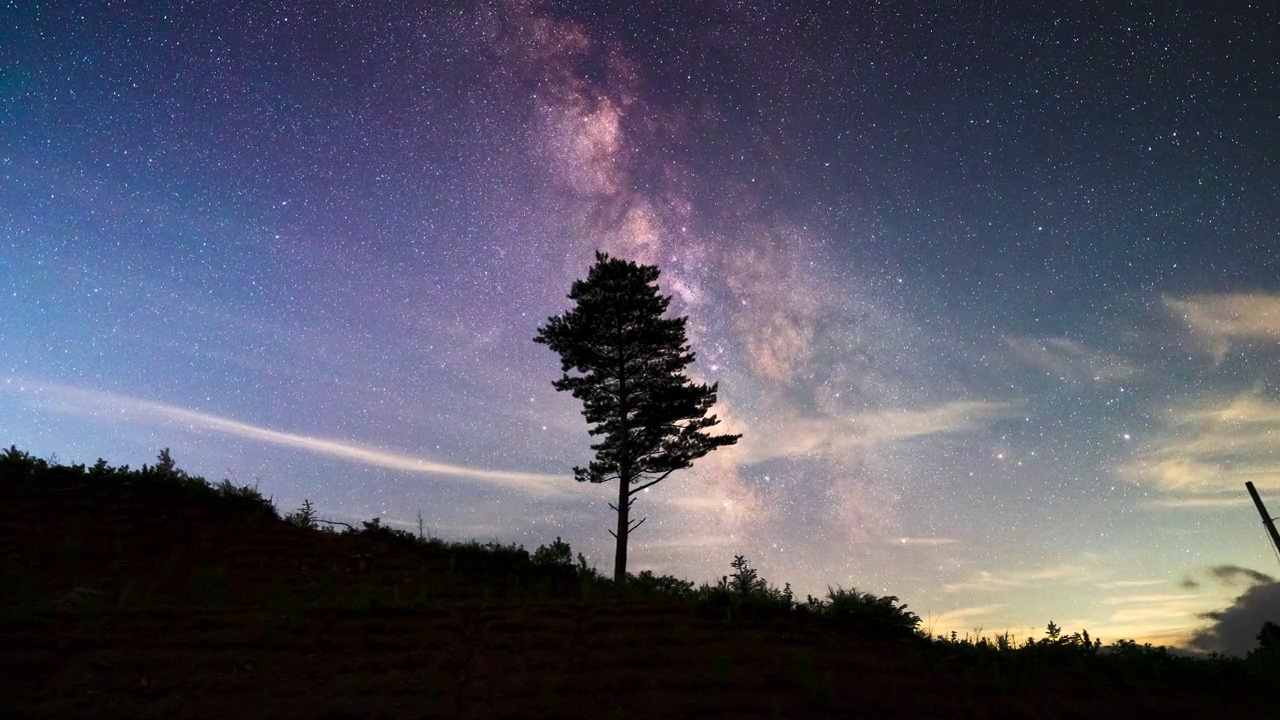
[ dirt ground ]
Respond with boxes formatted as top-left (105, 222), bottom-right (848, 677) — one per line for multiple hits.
top-left (0, 483), bottom-right (1268, 719)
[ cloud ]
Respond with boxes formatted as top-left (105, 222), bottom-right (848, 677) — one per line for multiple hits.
top-left (3, 380), bottom-right (575, 496)
top-left (1102, 592), bottom-right (1205, 606)
top-left (927, 604), bottom-right (1007, 634)
top-left (1142, 496), bottom-right (1251, 509)
top-left (641, 535), bottom-right (740, 550)
top-left (1176, 566), bottom-right (1276, 655)
top-left (1101, 592), bottom-right (1210, 625)
top-left (1163, 293), bottom-right (1280, 362)
top-left (1209, 564), bottom-right (1276, 587)
top-left (894, 537), bottom-right (960, 547)
top-left (1006, 336), bottom-right (1138, 382)
top-left (1095, 579), bottom-right (1169, 590)
top-left (745, 400), bottom-right (1017, 464)
top-left (1121, 392), bottom-right (1280, 506)
top-left (943, 564), bottom-right (1100, 593)
top-left (927, 577), bottom-right (1220, 646)
top-left (1188, 581), bottom-right (1280, 657)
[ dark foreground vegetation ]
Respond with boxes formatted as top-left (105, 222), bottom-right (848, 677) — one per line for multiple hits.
top-left (2, 446), bottom-right (1276, 719)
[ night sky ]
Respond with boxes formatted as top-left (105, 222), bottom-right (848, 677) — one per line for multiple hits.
top-left (4, 2), bottom-right (1279, 652)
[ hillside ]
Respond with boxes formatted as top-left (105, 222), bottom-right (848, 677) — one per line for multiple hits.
top-left (1, 447), bottom-right (1274, 719)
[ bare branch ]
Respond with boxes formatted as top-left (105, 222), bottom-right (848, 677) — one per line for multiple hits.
top-left (629, 516), bottom-right (647, 533)
top-left (629, 469), bottom-right (676, 496)
top-left (317, 518), bottom-right (356, 532)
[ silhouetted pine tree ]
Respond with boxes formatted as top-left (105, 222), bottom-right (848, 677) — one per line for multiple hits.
top-left (535, 252), bottom-right (740, 582)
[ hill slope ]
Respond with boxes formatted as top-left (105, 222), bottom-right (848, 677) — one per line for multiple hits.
top-left (0, 449), bottom-right (1273, 719)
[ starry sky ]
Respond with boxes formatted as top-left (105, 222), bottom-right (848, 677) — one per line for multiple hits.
top-left (4, 1), bottom-right (1279, 652)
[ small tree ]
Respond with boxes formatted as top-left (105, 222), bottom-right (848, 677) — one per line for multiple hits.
top-left (532, 536), bottom-right (574, 568)
top-left (1258, 620), bottom-right (1280, 652)
top-left (155, 448), bottom-right (186, 478)
top-left (535, 252), bottom-right (741, 582)
top-left (728, 555), bottom-right (765, 595)
top-left (284, 499), bottom-right (319, 530)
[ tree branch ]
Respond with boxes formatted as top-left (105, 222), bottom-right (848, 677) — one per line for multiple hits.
top-left (628, 469), bottom-right (676, 496)
top-left (610, 497), bottom-right (634, 511)
top-left (317, 518), bottom-right (356, 532)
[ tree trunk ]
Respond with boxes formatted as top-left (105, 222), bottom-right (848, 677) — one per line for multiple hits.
top-left (613, 468), bottom-right (629, 583)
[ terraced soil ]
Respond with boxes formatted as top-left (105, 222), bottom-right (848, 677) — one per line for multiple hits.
top-left (0, 482), bottom-right (1269, 719)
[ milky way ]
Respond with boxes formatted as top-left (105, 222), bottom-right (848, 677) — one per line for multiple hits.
top-left (3, 1), bottom-right (1278, 651)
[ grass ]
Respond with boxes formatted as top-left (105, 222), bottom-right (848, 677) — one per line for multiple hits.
top-left (790, 650), bottom-right (832, 706)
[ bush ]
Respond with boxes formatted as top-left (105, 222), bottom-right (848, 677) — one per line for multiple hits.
top-left (283, 499), bottom-right (319, 530)
top-left (210, 477), bottom-right (277, 516)
top-left (1, 445), bottom-right (48, 481)
top-left (1256, 621), bottom-right (1279, 652)
top-left (694, 555), bottom-right (794, 620)
top-left (532, 537), bottom-right (574, 568)
top-left (1025, 621), bottom-right (1101, 657)
top-left (810, 587), bottom-right (921, 639)
top-left (0, 446), bottom-right (278, 518)
top-left (357, 517), bottom-right (419, 546)
top-left (627, 570), bottom-right (696, 598)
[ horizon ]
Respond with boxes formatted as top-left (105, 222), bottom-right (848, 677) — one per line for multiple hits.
top-left (4, 2), bottom-right (1278, 656)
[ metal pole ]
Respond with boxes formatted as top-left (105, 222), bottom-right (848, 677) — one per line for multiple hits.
top-left (1245, 481), bottom-right (1280, 557)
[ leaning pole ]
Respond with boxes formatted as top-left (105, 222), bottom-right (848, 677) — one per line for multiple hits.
top-left (1245, 481), bottom-right (1280, 565)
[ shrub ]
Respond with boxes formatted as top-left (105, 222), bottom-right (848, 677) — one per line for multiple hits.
top-left (357, 517), bottom-right (419, 545)
top-left (284, 499), bottom-right (319, 530)
top-left (1257, 621), bottom-right (1279, 652)
top-left (695, 555), bottom-right (794, 620)
top-left (211, 477), bottom-right (277, 516)
top-left (627, 570), bottom-right (696, 598)
top-left (532, 537), bottom-right (574, 568)
top-left (811, 587), bottom-right (921, 639)
top-left (447, 540), bottom-right (531, 576)
top-left (1026, 621), bottom-right (1101, 656)
top-left (0, 445), bottom-right (47, 481)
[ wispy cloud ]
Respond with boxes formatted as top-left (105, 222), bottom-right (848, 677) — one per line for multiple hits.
top-left (1101, 592), bottom-right (1209, 625)
top-left (1045, 590), bottom-right (1208, 646)
top-left (1142, 496), bottom-right (1251, 509)
top-left (1163, 293), bottom-right (1280, 363)
top-left (1006, 336), bottom-right (1138, 382)
top-left (1122, 392), bottom-right (1280, 506)
top-left (1208, 564), bottom-right (1275, 587)
top-left (1101, 592), bottom-right (1205, 606)
top-left (641, 535), bottom-right (740, 550)
top-left (3, 379), bottom-right (575, 496)
top-left (744, 400), bottom-right (1018, 464)
top-left (893, 537), bottom-right (961, 547)
top-left (929, 578), bottom-right (1221, 647)
top-left (1095, 579), bottom-right (1169, 590)
top-left (927, 604), bottom-right (1007, 634)
top-left (944, 564), bottom-right (1100, 593)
